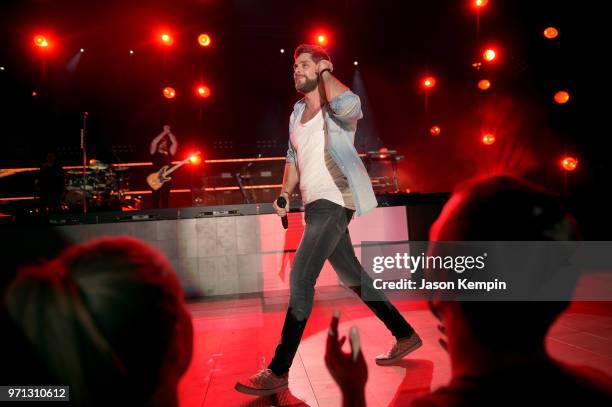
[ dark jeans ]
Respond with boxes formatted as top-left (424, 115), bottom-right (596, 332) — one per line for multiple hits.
top-left (268, 199), bottom-right (414, 375)
top-left (151, 183), bottom-right (170, 209)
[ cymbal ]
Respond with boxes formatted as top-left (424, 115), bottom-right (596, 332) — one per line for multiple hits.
top-left (112, 166), bottom-right (129, 171)
top-left (366, 150), bottom-right (404, 161)
top-left (367, 150), bottom-right (397, 156)
top-left (66, 169), bottom-right (91, 174)
top-left (89, 162), bottom-right (108, 170)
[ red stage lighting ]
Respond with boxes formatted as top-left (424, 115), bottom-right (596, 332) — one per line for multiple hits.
top-left (482, 133), bottom-right (496, 145)
top-left (478, 79), bottom-right (491, 90)
top-left (316, 33), bottom-right (328, 46)
top-left (561, 156), bottom-right (578, 171)
top-left (378, 147), bottom-right (389, 159)
top-left (163, 87), bottom-right (176, 99)
top-left (160, 33), bottom-right (173, 46)
top-left (196, 85), bottom-right (211, 98)
top-left (31, 91), bottom-right (38, 97)
top-left (198, 34), bottom-right (211, 47)
top-left (544, 27), bottom-right (559, 39)
top-left (430, 126), bottom-right (441, 136)
top-left (483, 48), bottom-right (496, 62)
top-left (554, 90), bottom-right (570, 104)
top-left (474, 0), bottom-right (488, 8)
top-left (33, 35), bottom-right (49, 48)
top-left (189, 154), bottom-right (202, 165)
top-left (423, 76), bottom-right (436, 89)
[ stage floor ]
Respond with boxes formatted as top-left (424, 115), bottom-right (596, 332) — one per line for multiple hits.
top-left (178, 287), bottom-right (612, 407)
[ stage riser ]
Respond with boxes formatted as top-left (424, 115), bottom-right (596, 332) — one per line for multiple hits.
top-left (54, 206), bottom-right (418, 298)
top-left (47, 194), bottom-right (449, 298)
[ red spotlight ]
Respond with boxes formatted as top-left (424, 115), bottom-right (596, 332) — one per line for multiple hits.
top-left (544, 27), bottom-right (559, 39)
top-left (31, 91), bottom-right (38, 97)
top-left (160, 33), bottom-right (173, 46)
top-left (196, 84), bottom-right (211, 98)
top-left (423, 76), bottom-right (436, 89)
top-left (430, 126), bottom-right (441, 136)
top-left (474, 0), bottom-right (488, 8)
top-left (554, 90), bottom-right (570, 104)
top-left (189, 154), bottom-right (202, 165)
top-left (33, 35), bottom-right (49, 48)
top-left (561, 156), bottom-right (578, 171)
top-left (478, 79), bottom-right (491, 90)
top-left (315, 33), bottom-right (328, 46)
top-left (482, 133), bottom-right (496, 145)
top-left (163, 87), bottom-right (176, 99)
top-left (198, 34), bottom-right (212, 47)
top-left (483, 48), bottom-right (497, 62)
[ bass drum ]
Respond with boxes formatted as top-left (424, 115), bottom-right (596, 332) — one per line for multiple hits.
top-left (64, 172), bottom-right (96, 209)
top-left (64, 189), bottom-right (86, 206)
top-left (66, 174), bottom-right (96, 192)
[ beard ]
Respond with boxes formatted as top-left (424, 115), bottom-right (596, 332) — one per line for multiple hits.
top-left (295, 76), bottom-right (318, 93)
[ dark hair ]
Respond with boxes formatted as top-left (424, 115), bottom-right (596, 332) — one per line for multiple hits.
top-left (461, 301), bottom-right (569, 351)
top-left (294, 44), bottom-right (331, 64)
top-left (431, 175), bottom-right (578, 351)
top-left (4, 237), bottom-right (192, 405)
top-left (432, 175), bottom-right (577, 241)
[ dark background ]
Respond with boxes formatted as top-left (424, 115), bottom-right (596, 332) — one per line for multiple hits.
top-left (0, 0), bottom-right (607, 236)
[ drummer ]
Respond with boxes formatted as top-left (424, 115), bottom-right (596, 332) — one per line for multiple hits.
top-left (37, 151), bottom-right (65, 213)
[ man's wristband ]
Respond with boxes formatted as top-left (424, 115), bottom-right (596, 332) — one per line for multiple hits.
top-left (319, 68), bottom-right (332, 77)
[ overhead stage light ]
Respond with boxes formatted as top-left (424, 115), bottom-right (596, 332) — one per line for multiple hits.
top-left (163, 87), bottom-right (176, 99)
top-left (198, 34), bottom-right (211, 47)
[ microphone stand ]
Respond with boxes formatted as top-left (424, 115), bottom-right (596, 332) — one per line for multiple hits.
top-left (235, 172), bottom-right (250, 204)
top-left (235, 160), bottom-right (257, 204)
top-left (80, 112), bottom-right (88, 215)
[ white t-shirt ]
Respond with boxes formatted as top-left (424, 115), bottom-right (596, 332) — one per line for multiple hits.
top-left (290, 109), bottom-right (355, 209)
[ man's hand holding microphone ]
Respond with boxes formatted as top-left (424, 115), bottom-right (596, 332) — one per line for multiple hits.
top-left (273, 191), bottom-right (290, 229)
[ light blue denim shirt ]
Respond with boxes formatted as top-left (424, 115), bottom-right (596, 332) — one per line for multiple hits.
top-left (286, 90), bottom-right (377, 216)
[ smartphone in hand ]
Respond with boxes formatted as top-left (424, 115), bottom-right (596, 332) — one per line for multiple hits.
top-left (349, 326), bottom-right (360, 361)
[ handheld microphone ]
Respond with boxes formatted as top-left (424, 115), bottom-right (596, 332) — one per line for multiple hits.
top-left (276, 196), bottom-right (288, 229)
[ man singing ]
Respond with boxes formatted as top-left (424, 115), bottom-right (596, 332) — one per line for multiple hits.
top-left (236, 44), bottom-right (421, 396)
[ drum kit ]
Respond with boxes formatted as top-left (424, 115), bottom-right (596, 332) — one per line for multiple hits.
top-left (64, 160), bottom-right (139, 210)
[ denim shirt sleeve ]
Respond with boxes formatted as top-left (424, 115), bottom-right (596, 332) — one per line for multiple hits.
top-left (286, 112), bottom-right (296, 164)
top-left (328, 90), bottom-right (363, 126)
top-left (286, 140), bottom-right (296, 164)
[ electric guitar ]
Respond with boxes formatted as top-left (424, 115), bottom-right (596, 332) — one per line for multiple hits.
top-left (147, 152), bottom-right (200, 190)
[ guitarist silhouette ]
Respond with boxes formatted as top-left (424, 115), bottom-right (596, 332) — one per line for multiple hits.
top-left (149, 125), bottom-right (177, 208)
